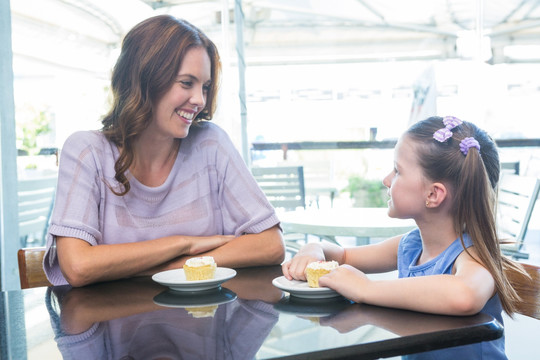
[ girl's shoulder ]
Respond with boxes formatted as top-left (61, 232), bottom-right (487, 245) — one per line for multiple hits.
top-left (400, 228), bottom-right (421, 246)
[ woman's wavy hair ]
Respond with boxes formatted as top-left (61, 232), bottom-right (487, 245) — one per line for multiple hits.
top-left (101, 15), bottom-right (221, 195)
top-left (406, 116), bottom-right (525, 315)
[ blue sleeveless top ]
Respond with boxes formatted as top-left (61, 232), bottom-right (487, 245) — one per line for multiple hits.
top-left (398, 228), bottom-right (507, 360)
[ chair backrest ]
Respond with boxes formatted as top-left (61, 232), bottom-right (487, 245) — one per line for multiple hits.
top-left (501, 161), bottom-right (520, 175)
top-left (17, 247), bottom-right (52, 289)
top-left (498, 174), bottom-right (540, 259)
top-left (251, 166), bottom-right (306, 211)
top-left (506, 263), bottom-right (540, 320)
top-left (18, 176), bottom-right (57, 246)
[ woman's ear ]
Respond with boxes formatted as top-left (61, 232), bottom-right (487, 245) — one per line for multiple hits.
top-left (426, 182), bottom-right (448, 208)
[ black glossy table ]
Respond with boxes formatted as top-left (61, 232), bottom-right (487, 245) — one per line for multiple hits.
top-left (1, 266), bottom-right (503, 360)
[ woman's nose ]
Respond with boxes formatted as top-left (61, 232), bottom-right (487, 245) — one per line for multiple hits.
top-left (190, 86), bottom-right (206, 107)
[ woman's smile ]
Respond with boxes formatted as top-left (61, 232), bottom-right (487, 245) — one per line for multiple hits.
top-left (176, 108), bottom-right (196, 125)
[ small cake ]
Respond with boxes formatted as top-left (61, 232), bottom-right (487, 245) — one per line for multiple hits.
top-left (306, 260), bottom-right (339, 288)
top-left (185, 305), bottom-right (218, 318)
top-left (183, 256), bottom-right (217, 281)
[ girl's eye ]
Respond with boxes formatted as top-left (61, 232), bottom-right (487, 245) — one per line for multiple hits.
top-left (179, 80), bottom-right (192, 87)
top-left (203, 84), bottom-right (211, 93)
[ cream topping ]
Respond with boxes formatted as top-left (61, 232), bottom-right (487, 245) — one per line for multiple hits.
top-left (185, 256), bottom-right (216, 267)
top-left (307, 260), bottom-right (339, 270)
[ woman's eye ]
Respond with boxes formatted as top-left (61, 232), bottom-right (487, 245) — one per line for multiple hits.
top-left (179, 81), bottom-right (192, 87)
top-left (203, 84), bottom-right (211, 93)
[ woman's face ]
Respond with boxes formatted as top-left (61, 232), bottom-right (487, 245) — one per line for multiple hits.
top-left (383, 135), bottom-right (429, 219)
top-left (151, 46), bottom-right (212, 140)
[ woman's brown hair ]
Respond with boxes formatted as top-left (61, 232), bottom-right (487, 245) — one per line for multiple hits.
top-left (101, 15), bottom-right (221, 195)
top-left (406, 116), bottom-right (526, 315)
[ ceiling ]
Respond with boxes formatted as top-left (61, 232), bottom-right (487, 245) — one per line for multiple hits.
top-left (9, 0), bottom-right (540, 79)
top-left (139, 0), bottom-right (540, 64)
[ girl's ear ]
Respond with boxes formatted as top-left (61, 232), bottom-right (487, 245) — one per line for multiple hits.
top-left (426, 182), bottom-right (448, 208)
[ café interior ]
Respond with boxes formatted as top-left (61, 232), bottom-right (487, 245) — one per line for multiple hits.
top-left (1, 0), bottom-right (540, 359)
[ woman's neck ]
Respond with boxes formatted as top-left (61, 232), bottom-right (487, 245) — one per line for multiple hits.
top-left (129, 137), bottom-right (181, 187)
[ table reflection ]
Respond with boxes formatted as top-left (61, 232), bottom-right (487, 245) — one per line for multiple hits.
top-left (35, 266), bottom-right (503, 360)
top-left (45, 268), bottom-right (284, 360)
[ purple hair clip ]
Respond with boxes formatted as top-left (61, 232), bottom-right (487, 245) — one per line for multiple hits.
top-left (433, 116), bottom-right (463, 142)
top-left (459, 137), bottom-right (480, 156)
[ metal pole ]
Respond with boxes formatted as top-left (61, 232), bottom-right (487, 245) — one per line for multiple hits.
top-left (234, 0), bottom-right (250, 166)
top-left (1, 0), bottom-right (21, 291)
top-left (475, 0), bottom-right (485, 62)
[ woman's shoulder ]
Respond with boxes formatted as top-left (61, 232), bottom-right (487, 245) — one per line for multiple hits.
top-left (187, 122), bottom-right (235, 150)
top-left (190, 121), bottom-right (228, 139)
top-left (63, 130), bottom-right (108, 149)
top-left (61, 131), bottom-right (114, 165)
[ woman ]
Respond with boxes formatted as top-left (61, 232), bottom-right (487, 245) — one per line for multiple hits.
top-left (44, 15), bottom-right (284, 287)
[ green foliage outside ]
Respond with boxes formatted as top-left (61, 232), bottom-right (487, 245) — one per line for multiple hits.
top-left (17, 108), bottom-right (51, 155)
top-left (342, 175), bottom-right (388, 207)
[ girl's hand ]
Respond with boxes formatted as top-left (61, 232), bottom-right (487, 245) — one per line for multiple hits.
top-left (186, 235), bottom-right (235, 255)
top-left (282, 243), bottom-right (326, 281)
top-left (318, 264), bottom-right (369, 303)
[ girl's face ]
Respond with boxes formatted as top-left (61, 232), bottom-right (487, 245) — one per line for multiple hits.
top-left (151, 46), bottom-right (211, 140)
top-left (383, 135), bottom-right (430, 219)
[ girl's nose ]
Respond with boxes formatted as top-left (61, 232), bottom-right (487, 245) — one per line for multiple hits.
top-left (382, 172), bottom-right (392, 188)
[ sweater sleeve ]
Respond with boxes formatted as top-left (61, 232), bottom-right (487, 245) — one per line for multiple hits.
top-left (44, 131), bottom-right (106, 285)
top-left (209, 125), bottom-right (280, 236)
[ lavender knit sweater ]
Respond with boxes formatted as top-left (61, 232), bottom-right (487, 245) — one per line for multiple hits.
top-left (44, 122), bottom-right (279, 285)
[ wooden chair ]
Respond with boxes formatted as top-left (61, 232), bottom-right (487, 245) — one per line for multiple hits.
top-left (506, 263), bottom-right (540, 320)
top-left (17, 247), bottom-right (52, 289)
top-left (251, 166), bottom-right (306, 211)
top-left (18, 176), bottom-right (57, 247)
top-left (498, 174), bottom-right (540, 260)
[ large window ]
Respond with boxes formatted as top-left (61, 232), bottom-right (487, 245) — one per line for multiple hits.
top-left (3, 0), bottom-right (540, 289)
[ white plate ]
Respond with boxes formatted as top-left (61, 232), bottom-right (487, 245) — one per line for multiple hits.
top-left (272, 276), bottom-right (341, 299)
top-left (152, 267), bottom-right (237, 292)
top-left (153, 288), bottom-right (237, 308)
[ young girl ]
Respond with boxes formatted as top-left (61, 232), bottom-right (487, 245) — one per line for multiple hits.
top-left (282, 116), bottom-right (526, 359)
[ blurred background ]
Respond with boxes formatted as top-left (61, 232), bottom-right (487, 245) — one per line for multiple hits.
top-left (3, 0), bottom-right (539, 261)
top-left (8, 0), bottom-right (540, 195)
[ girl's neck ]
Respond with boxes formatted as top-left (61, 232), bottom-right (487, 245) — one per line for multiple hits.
top-left (416, 215), bottom-right (458, 264)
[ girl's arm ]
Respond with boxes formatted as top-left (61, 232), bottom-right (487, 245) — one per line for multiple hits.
top-left (342, 235), bottom-right (401, 273)
top-left (282, 235), bottom-right (401, 281)
top-left (320, 247), bottom-right (496, 315)
top-left (57, 225), bottom-right (283, 287)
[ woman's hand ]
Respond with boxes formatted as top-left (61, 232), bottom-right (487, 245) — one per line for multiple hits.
top-left (318, 264), bottom-right (370, 303)
top-left (185, 235), bottom-right (235, 255)
top-left (282, 243), bottom-right (326, 281)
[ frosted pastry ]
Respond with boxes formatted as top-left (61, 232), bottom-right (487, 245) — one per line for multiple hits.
top-left (183, 256), bottom-right (217, 281)
top-left (306, 260), bottom-right (339, 288)
top-left (185, 305), bottom-right (218, 318)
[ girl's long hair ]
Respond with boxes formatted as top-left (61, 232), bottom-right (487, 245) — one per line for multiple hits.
top-left (407, 116), bottom-right (525, 315)
top-left (101, 15), bottom-right (221, 195)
